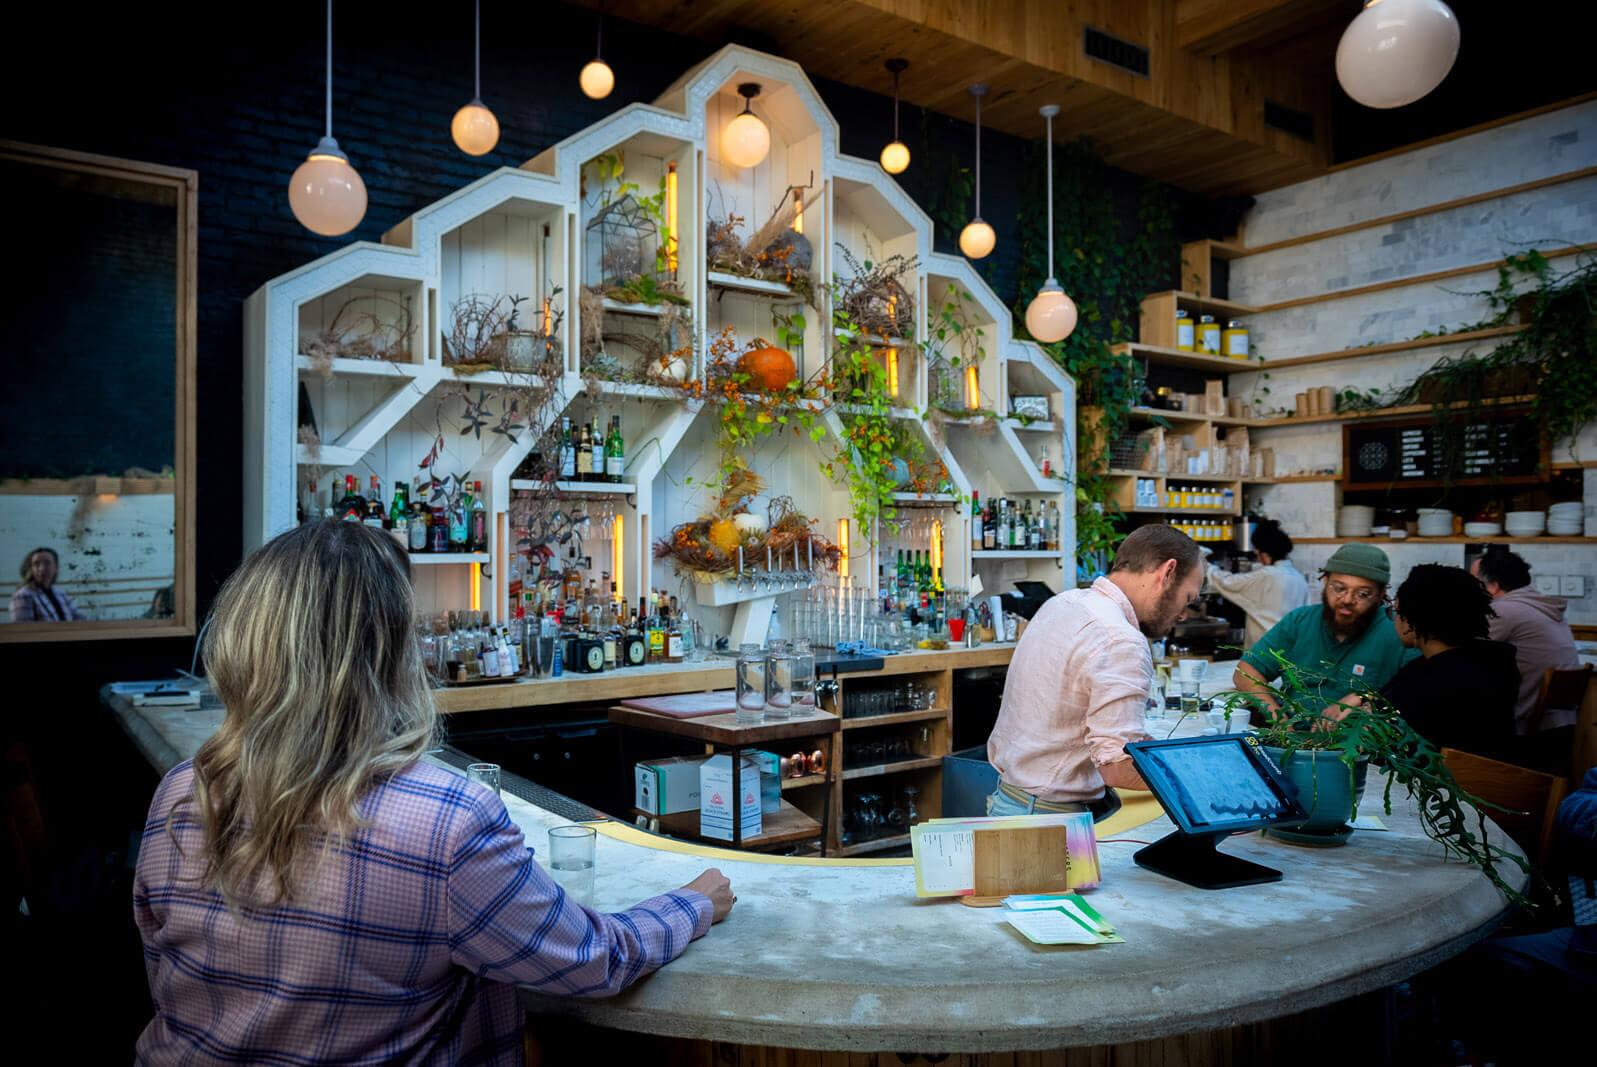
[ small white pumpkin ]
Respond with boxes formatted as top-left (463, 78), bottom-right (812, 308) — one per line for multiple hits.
top-left (732, 511), bottom-right (767, 535)
top-left (662, 353), bottom-right (691, 381)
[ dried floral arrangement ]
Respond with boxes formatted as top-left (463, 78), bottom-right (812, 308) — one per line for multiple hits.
top-left (442, 294), bottom-right (511, 370)
top-left (301, 295), bottom-right (416, 374)
top-left (653, 466), bottom-right (841, 582)
top-left (833, 244), bottom-right (915, 338)
top-left (580, 288), bottom-right (696, 388)
top-left (705, 184), bottom-right (820, 305)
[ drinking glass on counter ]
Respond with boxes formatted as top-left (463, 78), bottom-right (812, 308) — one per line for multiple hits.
top-left (546, 824), bottom-right (596, 907)
top-left (465, 763), bottom-right (501, 797)
top-left (791, 639), bottom-right (815, 708)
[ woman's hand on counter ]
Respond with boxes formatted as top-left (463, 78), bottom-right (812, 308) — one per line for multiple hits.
top-left (684, 868), bottom-right (736, 923)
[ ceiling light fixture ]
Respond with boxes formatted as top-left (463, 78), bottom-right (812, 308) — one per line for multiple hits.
top-left (288, 0), bottom-right (367, 237)
top-left (1336, 0), bottom-right (1460, 109)
top-left (722, 83), bottom-right (771, 169)
top-left (451, 0), bottom-right (500, 156)
top-left (879, 58), bottom-right (910, 175)
top-left (1024, 105), bottom-right (1078, 345)
top-left (579, 2), bottom-right (615, 100)
top-left (958, 84), bottom-right (994, 260)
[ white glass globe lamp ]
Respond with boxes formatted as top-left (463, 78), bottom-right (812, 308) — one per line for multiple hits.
top-left (880, 140), bottom-right (910, 174)
top-left (580, 59), bottom-right (615, 100)
top-left (451, 99), bottom-right (500, 156)
top-left (959, 218), bottom-right (995, 260)
top-left (1336, 0), bottom-right (1460, 109)
top-left (1025, 281), bottom-right (1078, 344)
top-left (722, 84), bottom-right (770, 169)
top-left (289, 135), bottom-right (367, 237)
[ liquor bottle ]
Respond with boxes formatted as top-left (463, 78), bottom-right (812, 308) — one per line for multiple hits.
top-left (360, 476), bottom-right (382, 530)
top-left (647, 591), bottom-right (667, 664)
top-left (623, 605), bottom-right (647, 667)
top-left (996, 498), bottom-right (1010, 550)
top-left (448, 489), bottom-right (468, 551)
top-left (970, 491), bottom-right (981, 553)
top-left (982, 498), bottom-right (995, 550)
top-left (339, 475), bottom-right (366, 522)
top-left (576, 422), bottom-right (594, 481)
top-left (602, 595), bottom-right (619, 670)
top-left (606, 415), bottom-right (625, 483)
top-left (589, 419), bottom-right (605, 485)
top-left (389, 482), bottom-right (410, 547)
top-left (469, 481), bottom-right (488, 553)
top-left (559, 417), bottom-right (576, 482)
top-left (583, 579), bottom-right (604, 632)
top-left (666, 605), bottom-right (684, 664)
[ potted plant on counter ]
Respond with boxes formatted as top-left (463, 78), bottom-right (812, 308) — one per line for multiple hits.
top-left (1215, 652), bottom-right (1534, 906)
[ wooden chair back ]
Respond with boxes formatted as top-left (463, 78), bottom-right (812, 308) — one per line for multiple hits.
top-left (1532, 664), bottom-right (1593, 731)
top-left (1441, 747), bottom-right (1570, 865)
top-left (1574, 667), bottom-right (1597, 783)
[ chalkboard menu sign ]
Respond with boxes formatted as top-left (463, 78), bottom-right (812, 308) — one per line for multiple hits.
top-left (1342, 407), bottom-right (1545, 489)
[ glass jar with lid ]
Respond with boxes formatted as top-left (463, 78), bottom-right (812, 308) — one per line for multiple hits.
top-left (1222, 318), bottom-right (1249, 358)
top-left (1197, 314), bottom-right (1221, 354)
top-left (735, 643), bottom-right (766, 724)
top-left (1175, 308), bottom-right (1195, 351)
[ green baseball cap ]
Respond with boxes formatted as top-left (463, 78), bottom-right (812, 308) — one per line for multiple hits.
top-left (1323, 542), bottom-right (1391, 586)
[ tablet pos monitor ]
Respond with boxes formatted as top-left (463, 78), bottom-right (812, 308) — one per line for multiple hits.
top-left (1124, 734), bottom-right (1309, 890)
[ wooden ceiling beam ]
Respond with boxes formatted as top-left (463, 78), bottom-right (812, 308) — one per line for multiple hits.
top-left (1176, 0), bottom-right (1353, 57)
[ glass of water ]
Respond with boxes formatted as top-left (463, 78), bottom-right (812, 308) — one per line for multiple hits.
top-left (547, 824), bottom-right (596, 907)
top-left (466, 763), bottom-right (501, 796)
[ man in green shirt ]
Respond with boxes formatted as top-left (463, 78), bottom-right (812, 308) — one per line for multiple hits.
top-left (1232, 543), bottom-right (1417, 715)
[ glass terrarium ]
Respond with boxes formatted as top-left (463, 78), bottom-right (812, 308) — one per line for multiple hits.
top-left (585, 194), bottom-right (659, 288)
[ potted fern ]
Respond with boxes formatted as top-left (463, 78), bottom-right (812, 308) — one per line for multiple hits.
top-left (1212, 652), bottom-right (1534, 905)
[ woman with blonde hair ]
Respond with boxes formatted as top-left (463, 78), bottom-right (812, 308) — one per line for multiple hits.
top-left (133, 521), bottom-right (733, 1065)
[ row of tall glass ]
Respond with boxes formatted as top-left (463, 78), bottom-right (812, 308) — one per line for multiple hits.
top-left (734, 639), bottom-right (816, 724)
top-left (786, 581), bottom-right (972, 651)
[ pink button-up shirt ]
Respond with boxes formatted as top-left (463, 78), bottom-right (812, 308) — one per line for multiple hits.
top-left (987, 576), bottom-right (1153, 803)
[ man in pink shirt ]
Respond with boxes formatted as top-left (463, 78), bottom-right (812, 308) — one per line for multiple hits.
top-left (987, 525), bottom-right (1204, 820)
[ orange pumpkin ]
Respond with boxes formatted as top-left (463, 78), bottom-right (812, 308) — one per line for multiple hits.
top-left (737, 345), bottom-right (798, 393)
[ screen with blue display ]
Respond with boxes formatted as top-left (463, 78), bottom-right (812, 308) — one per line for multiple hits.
top-left (1132, 738), bottom-right (1297, 831)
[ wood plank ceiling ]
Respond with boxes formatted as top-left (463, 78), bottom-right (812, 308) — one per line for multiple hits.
top-left (572, 0), bottom-right (1359, 197)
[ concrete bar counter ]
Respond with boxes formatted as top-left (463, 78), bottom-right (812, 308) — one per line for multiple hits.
top-left (105, 687), bottom-right (1523, 1061)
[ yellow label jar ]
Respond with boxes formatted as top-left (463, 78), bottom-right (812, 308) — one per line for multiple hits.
top-left (1175, 309), bottom-right (1195, 352)
top-left (1197, 314), bottom-right (1221, 355)
top-left (1223, 319), bottom-right (1249, 358)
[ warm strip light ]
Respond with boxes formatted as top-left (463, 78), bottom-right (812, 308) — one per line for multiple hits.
top-left (965, 365), bottom-right (980, 409)
top-left (930, 519), bottom-right (943, 574)
top-left (666, 162), bottom-right (679, 275)
top-left (793, 188), bottom-right (803, 235)
top-left (470, 562), bottom-right (481, 612)
top-left (837, 518), bottom-right (849, 579)
top-left (887, 349), bottom-right (899, 397)
top-left (612, 514), bottom-right (625, 601)
top-left (541, 296), bottom-right (552, 335)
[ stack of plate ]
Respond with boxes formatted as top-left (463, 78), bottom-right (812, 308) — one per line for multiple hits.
top-left (1549, 501), bottom-right (1584, 536)
top-left (1337, 505), bottom-right (1374, 538)
top-left (1504, 510), bottom-right (1545, 538)
top-left (1463, 521), bottom-right (1504, 538)
top-left (1417, 508), bottom-right (1453, 538)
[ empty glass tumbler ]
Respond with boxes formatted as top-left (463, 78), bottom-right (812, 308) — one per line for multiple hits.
top-left (790, 638), bottom-right (815, 708)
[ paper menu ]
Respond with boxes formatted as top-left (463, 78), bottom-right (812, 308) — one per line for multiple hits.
top-left (910, 813), bottom-right (1100, 898)
top-left (1002, 893), bottom-right (1124, 946)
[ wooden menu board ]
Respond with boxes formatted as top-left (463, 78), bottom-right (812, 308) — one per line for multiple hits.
top-left (1342, 406), bottom-right (1545, 489)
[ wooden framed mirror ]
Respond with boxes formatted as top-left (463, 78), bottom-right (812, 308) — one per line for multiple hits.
top-left (0, 142), bottom-right (196, 642)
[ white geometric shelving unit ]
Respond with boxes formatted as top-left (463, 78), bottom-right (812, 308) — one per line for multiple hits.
top-left (243, 44), bottom-right (1076, 628)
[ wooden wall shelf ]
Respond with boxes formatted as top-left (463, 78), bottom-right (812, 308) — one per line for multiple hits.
top-left (1295, 536), bottom-right (1594, 546)
top-left (1251, 395), bottom-right (1535, 428)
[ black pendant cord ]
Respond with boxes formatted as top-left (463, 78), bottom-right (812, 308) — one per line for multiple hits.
top-left (323, 0), bottom-right (333, 140)
top-left (473, 0), bottom-right (481, 101)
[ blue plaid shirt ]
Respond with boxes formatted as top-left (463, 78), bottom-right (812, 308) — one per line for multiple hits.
top-left (134, 760), bottom-right (712, 1065)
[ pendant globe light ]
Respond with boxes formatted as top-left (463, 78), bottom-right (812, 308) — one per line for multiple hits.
top-left (1336, 0), bottom-right (1460, 109)
top-left (722, 83), bottom-right (771, 169)
top-left (958, 84), bottom-right (995, 260)
top-left (1024, 105), bottom-right (1077, 345)
top-left (288, 0), bottom-right (367, 237)
top-left (579, 2), bottom-right (615, 100)
top-left (451, 0), bottom-right (500, 156)
top-left (879, 58), bottom-right (910, 175)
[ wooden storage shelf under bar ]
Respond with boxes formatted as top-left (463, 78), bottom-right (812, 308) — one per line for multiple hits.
top-left (637, 800), bottom-right (822, 849)
top-left (840, 707), bottom-right (951, 730)
top-left (841, 755), bottom-right (944, 781)
top-left (839, 832), bottom-right (912, 857)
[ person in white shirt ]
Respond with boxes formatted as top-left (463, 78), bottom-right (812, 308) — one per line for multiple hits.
top-left (1205, 518), bottom-right (1312, 649)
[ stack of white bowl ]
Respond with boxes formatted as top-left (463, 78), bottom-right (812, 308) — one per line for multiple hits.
top-left (1417, 508), bottom-right (1453, 538)
top-left (1504, 510), bottom-right (1546, 538)
top-left (1463, 520), bottom-right (1504, 538)
top-left (1337, 505), bottom-right (1374, 538)
top-left (1549, 501), bottom-right (1584, 536)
